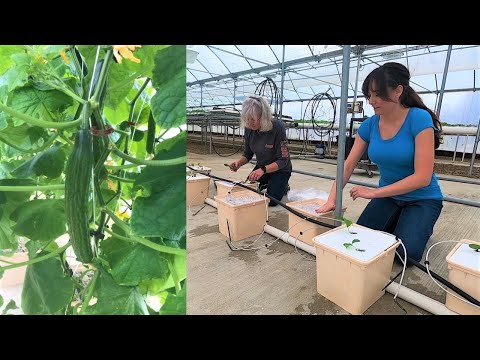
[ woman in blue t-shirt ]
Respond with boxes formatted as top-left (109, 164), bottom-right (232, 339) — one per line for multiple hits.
top-left (316, 62), bottom-right (443, 263)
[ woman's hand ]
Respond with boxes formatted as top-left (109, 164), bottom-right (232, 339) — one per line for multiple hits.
top-left (350, 186), bottom-right (377, 200)
top-left (248, 168), bottom-right (264, 182)
top-left (229, 161), bottom-right (240, 172)
top-left (315, 201), bottom-right (335, 214)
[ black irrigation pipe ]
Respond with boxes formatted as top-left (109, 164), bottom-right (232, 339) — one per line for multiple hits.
top-left (187, 166), bottom-right (335, 229)
top-left (188, 165), bottom-right (480, 309)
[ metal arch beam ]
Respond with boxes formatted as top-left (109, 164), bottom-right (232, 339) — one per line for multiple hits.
top-left (210, 45), bottom-right (271, 66)
top-left (188, 87), bottom-right (480, 108)
top-left (187, 45), bottom-right (387, 86)
top-left (187, 69), bottom-right (218, 104)
top-left (196, 59), bottom-right (217, 79)
top-left (187, 68), bottom-right (199, 82)
top-left (206, 45), bottom-right (233, 74)
top-left (234, 45), bottom-right (255, 70)
top-left (268, 45), bottom-right (301, 101)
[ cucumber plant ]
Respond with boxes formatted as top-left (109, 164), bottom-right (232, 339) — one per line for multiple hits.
top-left (0, 45), bottom-right (186, 315)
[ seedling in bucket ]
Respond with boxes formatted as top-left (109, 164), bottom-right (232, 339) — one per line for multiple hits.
top-left (343, 239), bottom-right (365, 252)
top-left (335, 215), bottom-right (357, 234)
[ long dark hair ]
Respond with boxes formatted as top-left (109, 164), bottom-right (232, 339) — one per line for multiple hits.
top-left (362, 62), bottom-right (443, 149)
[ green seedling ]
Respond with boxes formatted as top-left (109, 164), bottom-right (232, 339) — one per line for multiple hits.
top-left (469, 244), bottom-right (480, 252)
top-left (343, 239), bottom-right (365, 252)
top-left (335, 216), bottom-right (357, 234)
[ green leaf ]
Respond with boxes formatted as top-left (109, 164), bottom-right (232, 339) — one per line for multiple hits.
top-left (0, 112), bottom-right (7, 131)
top-left (10, 199), bottom-right (66, 242)
top-left (150, 71), bottom-right (185, 129)
top-left (0, 178), bottom-right (37, 203)
top-left (352, 239), bottom-right (360, 244)
top-left (11, 143), bottom-right (66, 179)
top-left (0, 294), bottom-right (3, 308)
top-left (104, 101), bottom-right (129, 125)
top-left (2, 299), bottom-right (18, 315)
top-left (159, 285), bottom-right (186, 315)
top-left (101, 234), bottom-right (169, 286)
top-left (4, 53), bottom-right (31, 91)
top-left (106, 46), bottom-right (167, 109)
top-left (132, 130), bottom-right (144, 142)
top-left (343, 243), bottom-right (353, 249)
top-left (105, 64), bottom-right (134, 109)
top-left (25, 239), bottom-right (58, 257)
top-left (0, 46), bottom-right (26, 75)
top-left (7, 86), bottom-right (73, 123)
top-left (84, 265), bottom-right (149, 315)
top-left (343, 218), bottom-right (353, 228)
top-left (0, 122), bottom-right (36, 150)
top-left (0, 217), bottom-right (16, 252)
top-left (130, 132), bottom-right (186, 240)
top-left (0, 161), bottom-right (16, 179)
top-left (160, 253), bottom-right (186, 291)
top-left (21, 256), bottom-right (75, 315)
top-left (152, 46), bottom-right (185, 89)
top-left (163, 234), bottom-right (186, 250)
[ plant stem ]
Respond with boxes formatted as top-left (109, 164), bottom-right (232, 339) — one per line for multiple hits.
top-left (114, 128), bottom-right (131, 137)
top-left (105, 163), bottom-right (145, 170)
top-left (168, 260), bottom-right (181, 294)
top-left (111, 146), bottom-right (185, 167)
top-left (108, 174), bottom-right (135, 183)
top-left (0, 103), bottom-right (82, 129)
top-left (0, 184), bottom-right (64, 192)
top-left (44, 81), bottom-right (86, 104)
top-left (58, 132), bottom-right (74, 146)
top-left (79, 270), bottom-right (99, 315)
top-left (104, 228), bottom-right (186, 257)
top-left (0, 132), bottom-right (58, 153)
top-left (102, 207), bottom-right (131, 234)
top-left (92, 49), bottom-right (113, 104)
top-left (128, 78), bottom-right (151, 125)
top-left (0, 243), bottom-right (70, 270)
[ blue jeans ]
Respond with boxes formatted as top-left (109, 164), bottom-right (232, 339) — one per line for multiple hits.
top-left (357, 197), bottom-right (443, 262)
top-left (252, 167), bottom-right (291, 205)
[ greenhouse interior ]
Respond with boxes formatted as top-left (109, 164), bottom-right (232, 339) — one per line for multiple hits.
top-left (186, 45), bottom-right (480, 315)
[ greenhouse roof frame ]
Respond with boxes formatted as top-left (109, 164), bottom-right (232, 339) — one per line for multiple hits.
top-left (186, 45), bottom-right (480, 108)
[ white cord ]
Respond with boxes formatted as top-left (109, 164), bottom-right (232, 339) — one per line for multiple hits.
top-left (425, 240), bottom-right (480, 310)
top-left (375, 230), bottom-right (407, 301)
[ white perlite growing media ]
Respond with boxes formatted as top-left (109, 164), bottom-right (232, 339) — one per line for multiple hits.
top-left (225, 195), bottom-right (262, 206)
top-left (292, 204), bottom-right (321, 215)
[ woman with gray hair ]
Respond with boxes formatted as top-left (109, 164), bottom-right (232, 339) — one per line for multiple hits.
top-left (229, 95), bottom-right (292, 206)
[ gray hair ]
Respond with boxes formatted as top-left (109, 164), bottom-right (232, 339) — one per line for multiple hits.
top-left (240, 95), bottom-right (273, 132)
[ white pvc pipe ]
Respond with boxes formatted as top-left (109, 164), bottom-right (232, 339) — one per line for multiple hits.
top-left (203, 198), bottom-right (456, 315)
top-left (384, 283), bottom-right (456, 315)
top-left (264, 224), bottom-right (316, 255)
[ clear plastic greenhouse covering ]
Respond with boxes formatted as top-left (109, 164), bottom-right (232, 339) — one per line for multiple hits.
top-left (187, 45), bottom-right (480, 108)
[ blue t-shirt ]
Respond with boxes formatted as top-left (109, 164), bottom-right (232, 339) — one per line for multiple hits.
top-left (357, 107), bottom-right (443, 201)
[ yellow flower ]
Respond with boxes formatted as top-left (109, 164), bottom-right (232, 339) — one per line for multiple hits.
top-left (60, 49), bottom-right (69, 64)
top-left (113, 45), bottom-right (142, 64)
top-left (115, 209), bottom-right (131, 221)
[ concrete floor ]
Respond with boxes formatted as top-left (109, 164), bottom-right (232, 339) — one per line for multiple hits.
top-left (187, 151), bottom-right (480, 315)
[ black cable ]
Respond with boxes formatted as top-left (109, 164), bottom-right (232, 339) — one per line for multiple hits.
top-left (188, 167), bottom-right (480, 308)
top-left (207, 109), bottom-right (245, 157)
top-left (187, 166), bottom-right (335, 229)
top-left (255, 77), bottom-right (279, 119)
top-left (409, 257), bottom-right (480, 307)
